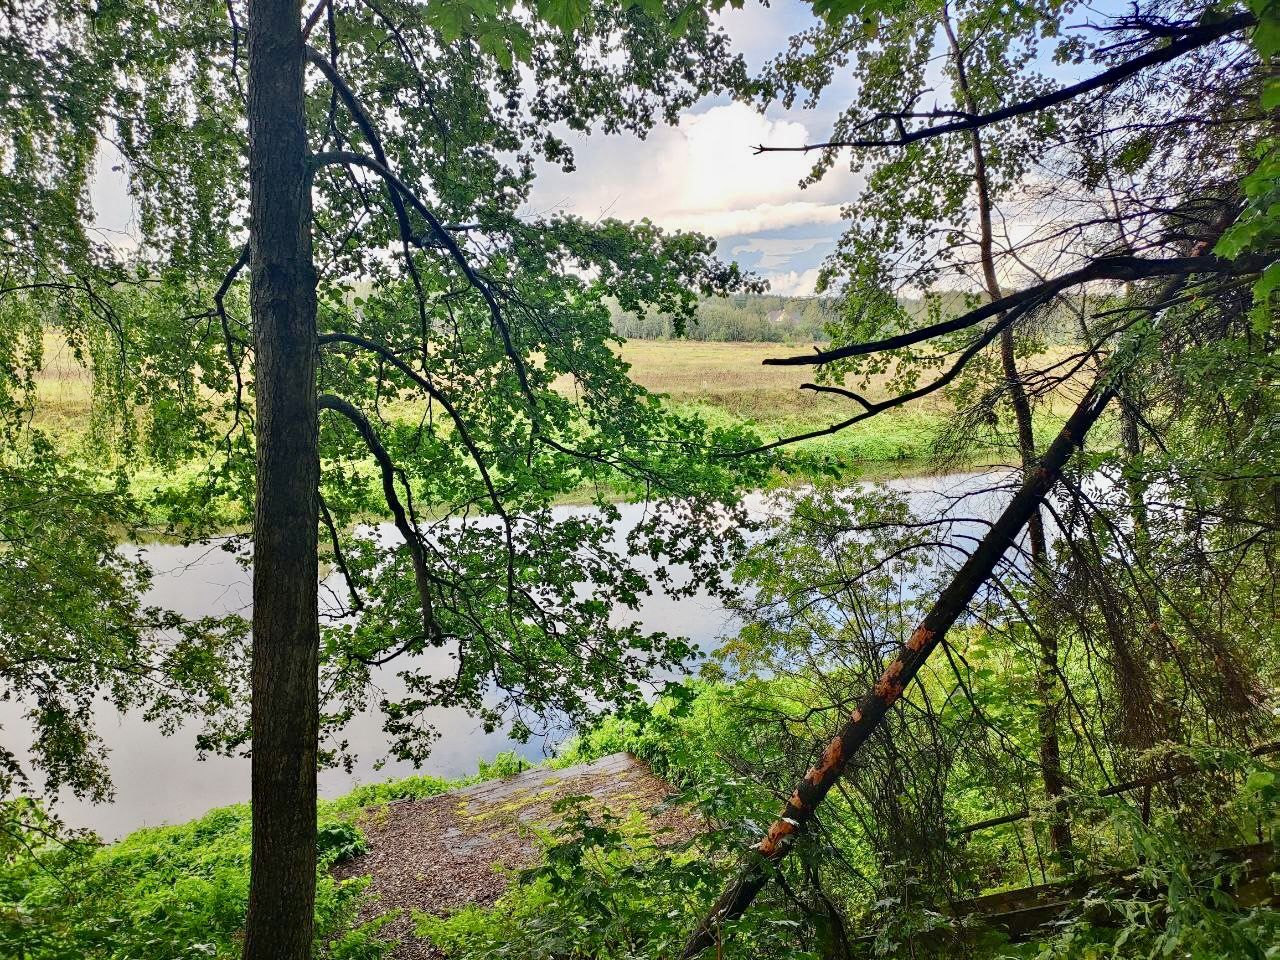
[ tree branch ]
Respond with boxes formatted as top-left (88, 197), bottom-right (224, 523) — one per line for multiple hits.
top-left (318, 393), bottom-right (439, 645)
top-left (728, 293), bottom-right (1045, 456)
top-left (304, 57), bottom-right (538, 406)
top-left (762, 254), bottom-right (1238, 368)
top-left (754, 13), bottom-right (1255, 155)
top-left (681, 382), bottom-right (1116, 957)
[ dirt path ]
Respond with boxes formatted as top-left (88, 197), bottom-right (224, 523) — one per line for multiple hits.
top-left (334, 753), bottom-right (700, 959)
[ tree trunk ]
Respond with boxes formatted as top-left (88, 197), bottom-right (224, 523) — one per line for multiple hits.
top-left (680, 384), bottom-right (1115, 959)
top-left (941, 6), bottom-right (1072, 860)
top-left (242, 1), bottom-right (320, 958)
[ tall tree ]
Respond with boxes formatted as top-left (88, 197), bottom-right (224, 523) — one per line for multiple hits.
top-left (3, 1), bottom-right (765, 956)
top-left (242, 1), bottom-right (321, 954)
top-left (681, 0), bottom-right (1272, 950)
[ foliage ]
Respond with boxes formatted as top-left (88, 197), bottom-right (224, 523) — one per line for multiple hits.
top-left (1, 0), bottom-right (773, 826)
top-left (0, 800), bottom-right (385, 960)
top-left (417, 797), bottom-right (815, 960)
top-left (0, 749), bottom-right (532, 958)
top-left (4, 0), bottom-right (1276, 956)
top-left (526, 682), bottom-right (1280, 960)
top-left (1018, 775), bottom-right (1280, 959)
top-left (610, 294), bottom-right (834, 343)
top-left (316, 821), bottom-right (368, 866)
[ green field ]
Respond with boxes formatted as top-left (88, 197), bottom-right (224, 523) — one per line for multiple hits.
top-left (616, 339), bottom-right (953, 464)
top-left (28, 335), bottom-right (1047, 524)
top-left (33, 335), bottom-right (953, 463)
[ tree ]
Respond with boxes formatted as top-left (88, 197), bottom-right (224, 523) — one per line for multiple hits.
top-left (0, 0), bottom-right (250, 810)
top-left (682, 0), bottom-right (1272, 950)
top-left (4, 0), bottom-right (768, 955)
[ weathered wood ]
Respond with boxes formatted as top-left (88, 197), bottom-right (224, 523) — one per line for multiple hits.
top-left (954, 843), bottom-right (1277, 941)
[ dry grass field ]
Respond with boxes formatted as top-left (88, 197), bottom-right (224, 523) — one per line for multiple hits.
top-left (31, 335), bottom-right (931, 434)
top-left (615, 339), bottom-right (940, 425)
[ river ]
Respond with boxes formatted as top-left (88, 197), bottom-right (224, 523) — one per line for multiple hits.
top-left (1, 469), bottom-right (1012, 839)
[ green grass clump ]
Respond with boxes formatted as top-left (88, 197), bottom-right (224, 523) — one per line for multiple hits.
top-left (0, 800), bottom-right (387, 960)
top-left (0, 750), bottom-right (534, 960)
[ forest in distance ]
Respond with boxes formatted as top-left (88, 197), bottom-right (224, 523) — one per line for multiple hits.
top-left (609, 292), bottom-right (1090, 344)
top-left (610, 292), bottom-right (836, 342)
top-left (1, 0), bottom-right (1277, 959)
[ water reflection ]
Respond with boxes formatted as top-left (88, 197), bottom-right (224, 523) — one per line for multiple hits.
top-left (2, 470), bottom-right (1013, 838)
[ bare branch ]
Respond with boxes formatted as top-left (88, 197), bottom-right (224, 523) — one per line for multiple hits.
top-left (682, 382), bottom-right (1117, 957)
top-left (762, 254), bottom-right (1240, 368)
top-left (302, 0), bottom-right (330, 40)
top-left (754, 13), bottom-right (1255, 155)
top-left (318, 393), bottom-right (438, 645)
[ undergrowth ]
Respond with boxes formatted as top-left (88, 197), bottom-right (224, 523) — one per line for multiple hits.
top-left (0, 750), bottom-right (532, 960)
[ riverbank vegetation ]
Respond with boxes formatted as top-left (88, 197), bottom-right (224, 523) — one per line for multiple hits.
top-left (2, 0), bottom-right (1275, 957)
top-left (26, 333), bottom-right (1075, 529)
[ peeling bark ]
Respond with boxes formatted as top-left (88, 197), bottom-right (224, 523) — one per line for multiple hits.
top-left (681, 385), bottom-right (1115, 958)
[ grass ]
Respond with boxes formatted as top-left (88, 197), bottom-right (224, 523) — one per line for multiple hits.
top-left (614, 339), bottom-right (1000, 468)
top-left (0, 751), bottom-right (536, 960)
top-left (24, 334), bottom-right (1048, 521)
top-left (31, 337), bottom-right (931, 438)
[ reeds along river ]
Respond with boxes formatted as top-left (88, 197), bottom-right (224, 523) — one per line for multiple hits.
top-left (2, 470), bottom-right (1014, 839)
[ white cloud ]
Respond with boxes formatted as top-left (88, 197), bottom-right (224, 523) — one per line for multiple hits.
top-left (529, 102), bottom-right (857, 240)
top-left (681, 202), bottom-right (845, 237)
top-left (762, 267), bottom-right (822, 297)
top-left (731, 235), bottom-right (830, 269)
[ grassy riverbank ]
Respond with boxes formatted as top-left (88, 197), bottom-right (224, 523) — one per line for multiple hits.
top-left (10, 675), bottom-right (1273, 960)
top-left (32, 336), bottom-right (1015, 477)
top-left (34, 336), bottom-right (949, 458)
top-left (0, 751), bottom-right (539, 960)
top-left (27, 335), bottom-right (1094, 538)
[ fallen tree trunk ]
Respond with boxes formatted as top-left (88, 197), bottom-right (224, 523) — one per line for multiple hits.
top-left (681, 381), bottom-right (1117, 958)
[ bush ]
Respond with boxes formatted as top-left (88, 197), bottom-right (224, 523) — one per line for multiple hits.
top-left (477, 750), bottom-right (533, 780)
top-left (0, 748), bottom-right (542, 959)
top-left (417, 797), bottom-right (813, 960)
top-left (317, 821), bottom-right (368, 865)
top-left (0, 800), bottom-right (382, 959)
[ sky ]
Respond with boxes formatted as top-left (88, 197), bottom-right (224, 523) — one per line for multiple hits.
top-left (524, 0), bottom-right (1115, 297)
top-left (88, 0), bottom-right (858, 297)
top-left (526, 0), bottom-right (860, 295)
top-left (90, 2), bottom-right (1120, 298)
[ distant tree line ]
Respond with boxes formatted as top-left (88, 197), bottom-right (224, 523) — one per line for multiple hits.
top-left (610, 294), bottom-right (834, 342)
top-left (610, 292), bottom-right (1090, 344)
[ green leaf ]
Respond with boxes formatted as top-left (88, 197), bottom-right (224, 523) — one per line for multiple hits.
top-left (1250, 261), bottom-right (1280, 335)
top-left (1244, 770), bottom-right (1276, 792)
top-left (1116, 134), bottom-right (1154, 174)
top-left (1262, 77), bottom-right (1280, 112)
top-left (536, 0), bottom-right (591, 32)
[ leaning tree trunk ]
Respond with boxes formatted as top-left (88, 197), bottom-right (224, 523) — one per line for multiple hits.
top-left (242, 2), bottom-right (321, 959)
top-left (941, 5), bottom-right (1073, 860)
top-left (681, 383), bottom-right (1115, 959)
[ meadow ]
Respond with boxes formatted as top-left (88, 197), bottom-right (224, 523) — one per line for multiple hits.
top-left (27, 332), bottom-right (1059, 535)
top-left (32, 336), bottom-right (962, 474)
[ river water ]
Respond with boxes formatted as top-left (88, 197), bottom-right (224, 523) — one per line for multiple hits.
top-left (2, 470), bottom-right (1011, 839)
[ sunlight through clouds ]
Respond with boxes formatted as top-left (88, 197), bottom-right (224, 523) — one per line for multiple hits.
top-left (529, 101), bottom-right (856, 240)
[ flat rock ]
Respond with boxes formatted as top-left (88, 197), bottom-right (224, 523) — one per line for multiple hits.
top-left (334, 753), bottom-right (700, 959)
